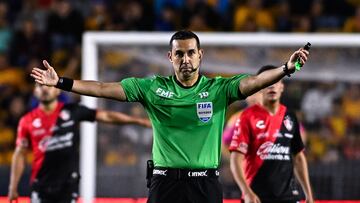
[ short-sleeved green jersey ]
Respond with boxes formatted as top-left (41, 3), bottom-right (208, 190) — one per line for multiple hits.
top-left (121, 74), bottom-right (248, 169)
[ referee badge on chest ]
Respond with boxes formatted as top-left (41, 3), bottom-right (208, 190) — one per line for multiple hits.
top-left (196, 102), bottom-right (213, 122)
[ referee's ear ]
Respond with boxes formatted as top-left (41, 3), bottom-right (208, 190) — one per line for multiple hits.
top-left (167, 51), bottom-right (173, 63)
top-left (198, 49), bottom-right (204, 60)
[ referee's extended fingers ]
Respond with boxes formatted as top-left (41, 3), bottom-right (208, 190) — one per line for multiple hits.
top-left (43, 60), bottom-right (50, 68)
top-left (300, 52), bottom-right (308, 63)
top-left (298, 47), bottom-right (309, 54)
top-left (34, 79), bottom-right (44, 84)
top-left (30, 73), bottom-right (42, 81)
top-left (31, 68), bottom-right (44, 77)
top-left (43, 60), bottom-right (54, 71)
top-left (299, 50), bottom-right (309, 58)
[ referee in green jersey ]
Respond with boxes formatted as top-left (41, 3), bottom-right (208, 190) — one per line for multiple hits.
top-left (31, 30), bottom-right (310, 203)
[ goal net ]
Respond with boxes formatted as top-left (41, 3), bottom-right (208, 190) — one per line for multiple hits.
top-left (80, 32), bottom-right (360, 202)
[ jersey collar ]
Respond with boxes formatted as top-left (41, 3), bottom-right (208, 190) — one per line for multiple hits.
top-left (173, 74), bottom-right (202, 89)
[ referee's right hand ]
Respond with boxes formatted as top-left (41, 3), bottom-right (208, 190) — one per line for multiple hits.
top-left (31, 60), bottom-right (59, 86)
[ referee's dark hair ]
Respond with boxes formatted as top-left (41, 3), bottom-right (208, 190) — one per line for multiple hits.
top-left (170, 30), bottom-right (201, 50)
top-left (257, 65), bottom-right (278, 75)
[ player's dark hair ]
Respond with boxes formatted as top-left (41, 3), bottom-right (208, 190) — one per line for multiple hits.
top-left (169, 30), bottom-right (200, 50)
top-left (257, 65), bottom-right (278, 75)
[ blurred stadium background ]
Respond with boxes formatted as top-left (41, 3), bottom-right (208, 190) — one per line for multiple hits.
top-left (1, 0), bottom-right (360, 202)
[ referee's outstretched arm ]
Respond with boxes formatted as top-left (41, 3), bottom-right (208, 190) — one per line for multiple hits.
top-left (239, 47), bottom-right (309, 97)
top-left (31, 60), bottom-right (128, 101)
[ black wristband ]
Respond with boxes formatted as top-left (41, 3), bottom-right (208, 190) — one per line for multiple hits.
top-left (282, 62), bottom-right (293, 77)
top-left (55, 77), bottom-right (74, 91)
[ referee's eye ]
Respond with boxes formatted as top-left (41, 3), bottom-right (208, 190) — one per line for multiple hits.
top-left (175, 51), bottom-right (184, 58)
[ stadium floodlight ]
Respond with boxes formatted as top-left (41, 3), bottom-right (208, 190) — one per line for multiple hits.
top-left (81, 32), bottom-right (360, 203)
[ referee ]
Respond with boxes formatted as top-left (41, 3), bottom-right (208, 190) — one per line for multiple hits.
top-left (30, 30), bottom-right (310, 203)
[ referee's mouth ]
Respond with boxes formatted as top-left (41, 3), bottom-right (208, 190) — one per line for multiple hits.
top-left (180, 66), bottom-right (195, 73)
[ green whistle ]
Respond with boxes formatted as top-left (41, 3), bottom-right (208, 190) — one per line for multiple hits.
top-left (295, 42), bottom-right (311, 71)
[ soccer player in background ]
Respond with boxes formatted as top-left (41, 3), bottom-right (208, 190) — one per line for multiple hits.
top-left (8, 83), bottom-right (151, 202)
top-left (229, 65), bottom-right (314, 203)
top-left (30, 30), bottom-right (309, 203)
top-left (223, 92), bottom-right (262, 148)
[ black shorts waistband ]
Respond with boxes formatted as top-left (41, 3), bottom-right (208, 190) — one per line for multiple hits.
top-left (153, 167), bottom-right (219, 179)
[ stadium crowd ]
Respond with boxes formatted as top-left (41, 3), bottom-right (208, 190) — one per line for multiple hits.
top-left (0, 0), bottom-right (360, 199)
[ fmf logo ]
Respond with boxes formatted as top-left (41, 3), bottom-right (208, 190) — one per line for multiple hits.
top-left (196, 102), bottom-right (213, 122)
top-left (156, 88), bottom-right (174, 98)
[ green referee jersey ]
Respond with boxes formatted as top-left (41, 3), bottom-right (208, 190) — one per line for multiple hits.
top-left (121, 74), bottom-right (248, 169)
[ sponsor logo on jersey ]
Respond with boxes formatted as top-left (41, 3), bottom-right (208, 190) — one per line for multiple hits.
top-left (198, 92), bottom-right (209, 99)
top-left (60, 110), bottom-right (71, 120)
top-left (196, 102), bottom-right (213, 122)
top-left (38, 132), bottom-right (74, 152)
top-left (255, 120), bottom-right (266, 129)
top-left (155, 88), bottom-right (175, 98)
top-left (32, 118), bottom-right (42, 128)
top-left (283, 115), bottom-right (293, 131)
top-left (257, 141), bottom-right (290, 161)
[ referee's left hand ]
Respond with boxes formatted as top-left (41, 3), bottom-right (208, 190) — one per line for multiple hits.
top-left (286, 47), bottom-right (310, 72)
top-left (31, 60), bottom-right (59, 86)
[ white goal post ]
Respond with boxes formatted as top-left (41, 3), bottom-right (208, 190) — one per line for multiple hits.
top-left (80, 32), bottom-right (360, 203)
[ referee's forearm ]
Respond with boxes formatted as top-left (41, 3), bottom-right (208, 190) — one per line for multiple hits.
top-left (72, 80), bottom-right (104, 97)
top-left (72, 80), bottom-right (126, 101)
top-left (240, 66), bottom-right (285, 96)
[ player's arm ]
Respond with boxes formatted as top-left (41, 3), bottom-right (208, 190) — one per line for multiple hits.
top-left (8, 146), bottom-right (27, 201)
top-left (95, 110), bottom-right (151, 128)
top-left (31, 60), bottom-right (127, 101)
top-left (293, 151), bottom-right (314, 203)
top-left (230, 152), bottom-right (261, 203)
top-left (239, 48), bottom-right (309, 97)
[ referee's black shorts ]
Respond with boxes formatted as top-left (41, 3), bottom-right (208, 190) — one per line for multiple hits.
top-left (147, 168), bottom-right (223, 203)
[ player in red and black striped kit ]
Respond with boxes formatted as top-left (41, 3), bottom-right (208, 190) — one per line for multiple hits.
top-left (229, 65), bottom-right (314, 203)
top-left (8, 83), bottom-right (151, 203)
